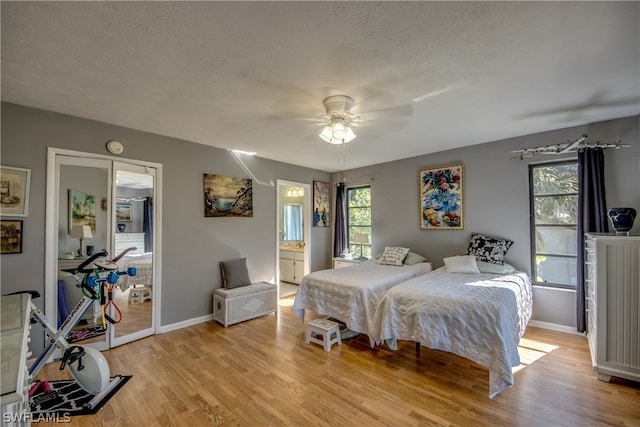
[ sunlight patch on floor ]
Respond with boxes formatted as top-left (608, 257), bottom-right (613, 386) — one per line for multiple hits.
top-left (278, 298), bottom-right (295, 307)
top-left (513, 337), bottom-right (560, 373)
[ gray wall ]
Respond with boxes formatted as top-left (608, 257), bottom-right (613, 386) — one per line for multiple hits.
top-left (2, 101), bottom-right (638, 344)
top-left (1, 103), bottom-right (332, 348)
top-left (336, 115), bottom-right (639, 329)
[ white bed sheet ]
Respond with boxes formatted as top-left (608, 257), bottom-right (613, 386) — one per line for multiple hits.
top-left (292, 259), bottom-right (432, 337)
top-left (371, 267), bottom-right (532, 399)
top-left (116, 252), bottom-right (153, 291)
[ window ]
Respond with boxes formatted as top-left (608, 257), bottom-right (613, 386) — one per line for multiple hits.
top-left (347, 186), bottom-right (371, 258)
top-left (529, 161), bottom-right (578, 288)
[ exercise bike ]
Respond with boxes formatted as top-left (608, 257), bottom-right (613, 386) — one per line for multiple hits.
top-left (25, 248), bottom-right (137, 410)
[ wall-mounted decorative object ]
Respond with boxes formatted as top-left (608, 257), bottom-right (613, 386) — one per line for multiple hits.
top-left (204, 174), bottom-right (253, 217)
top-left (68, 190), bottom-right (96, 233)
top-left (313, 180), bottom-right (330, 227)
top-left (100, 197), bottom-right (108, 211)
top-left (115, 204), bottom-right (132, 221)
top-left (419, 164), bottom-right (464, 230)
top-left (0, 165), bottom-right (31, 217)
top-left (1, 219), bottom-right (23, 254)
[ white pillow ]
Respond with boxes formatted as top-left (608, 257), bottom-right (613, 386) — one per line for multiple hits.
top-left (377, 246), bottom-right (410, 266)
top-left (443, 255), bottom-right (480, 274)
top-left (476, 260), bottom-right (517, 274)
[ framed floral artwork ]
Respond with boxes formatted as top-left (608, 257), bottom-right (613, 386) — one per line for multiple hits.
top-left (0, 165), bottom-right (31, 217)
top-left (419, 164), bottom-right (464, 230)
top-left (313, 180), bottom-right (330, 227)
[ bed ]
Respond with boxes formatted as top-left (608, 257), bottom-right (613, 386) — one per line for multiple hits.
top-left (371, 265), bottom-right (533, 399)
top-left (116, 252), bottom-right (153, 291)
top-left (292, 256), bottom-right (432, 339)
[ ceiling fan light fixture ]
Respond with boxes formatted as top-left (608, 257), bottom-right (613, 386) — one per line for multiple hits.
top-left (319, 118), bottom-right (357, 144)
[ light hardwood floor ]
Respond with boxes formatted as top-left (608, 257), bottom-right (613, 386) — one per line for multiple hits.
top-left (35, 296), bottom-right (640, 426)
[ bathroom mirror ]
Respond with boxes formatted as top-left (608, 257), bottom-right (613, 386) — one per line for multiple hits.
top-left (283, 203), bottom-right (303, 241)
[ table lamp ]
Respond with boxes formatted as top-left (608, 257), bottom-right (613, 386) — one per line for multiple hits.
top-left (70, 225), bottom-right (93, 258)
top-left (354, 233), bottom-right (370, 259)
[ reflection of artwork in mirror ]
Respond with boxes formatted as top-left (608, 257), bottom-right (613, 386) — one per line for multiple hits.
top-left (69, 190), bottom-right (96, 233)
top-left (313, 180), bottom-right (329, 227)
top-left (203, 174), bottom-right (253, 217)
top-left (0, 165), bottom-right (31, 217)
top-left (115, 204), bottom-right (132, 221)
top-left (1, 220), bottom-right (23, 254)
top-left (284, 203), bottom-right (303, 241)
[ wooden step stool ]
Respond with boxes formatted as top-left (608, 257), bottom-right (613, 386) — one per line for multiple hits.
top-left (306, 318), bottom-right (342, 351)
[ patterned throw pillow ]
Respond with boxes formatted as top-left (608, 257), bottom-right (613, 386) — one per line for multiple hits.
top-left (466, 233), bottom-right (513, 265)
top-left (377, 246), bottom-right (410, 266)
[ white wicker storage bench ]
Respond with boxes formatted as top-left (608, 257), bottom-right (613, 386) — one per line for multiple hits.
top-left (213, 281), bottom-right (277, 327)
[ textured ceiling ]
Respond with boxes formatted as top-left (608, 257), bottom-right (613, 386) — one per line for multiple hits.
top-left (2, 2), bottom-right (639, 172)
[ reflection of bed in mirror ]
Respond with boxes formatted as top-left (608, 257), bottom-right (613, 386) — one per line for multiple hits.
top-left (117, 252), bottom-right (153, 292)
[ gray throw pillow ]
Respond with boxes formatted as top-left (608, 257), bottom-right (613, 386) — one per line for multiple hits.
top-left (220, 258), bottom-right (252, 289)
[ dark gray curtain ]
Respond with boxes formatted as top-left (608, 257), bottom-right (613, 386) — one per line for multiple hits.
top-left (334, 183), bottom-right (347, 257)
top-left (143, 197), bottom-right (153, 252)
top-left (576, 148), bottom-right (608, 332)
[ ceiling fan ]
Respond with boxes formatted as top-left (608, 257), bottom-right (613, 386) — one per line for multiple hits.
top-left (318, 95), bottom-right (359, 144)
top-left (266, 88), bottom-right (414, 144)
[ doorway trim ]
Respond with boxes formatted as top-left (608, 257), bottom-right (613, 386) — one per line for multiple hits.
top-left (45, 147), bottom-right (163, 350)
top-left (275, 180), bottom-right (311, 293)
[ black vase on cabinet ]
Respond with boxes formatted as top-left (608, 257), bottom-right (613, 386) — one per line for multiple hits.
top-left (117, 223), bottom-right (126, 233)
top-left (608, 207), bottom-right (636, 235)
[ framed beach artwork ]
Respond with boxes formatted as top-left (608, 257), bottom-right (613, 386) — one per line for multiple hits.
top-left (203, 174), bottom-right (253, 217)
top-left (1, 220), bottom-right (23, 254)
top-left (419, 164), bottom-right (464, 230)
top-left (313, 180), bottom-right (330, 227)
top-left (0, 166), bottom-right (31, 217)
top-left (68, 190), bottom-right (97, 233)
top-left (115, 204), bottom-right (132, 221)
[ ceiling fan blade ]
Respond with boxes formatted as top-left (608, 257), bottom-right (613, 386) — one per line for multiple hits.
top-left (515, 94), bottom-right (639, 120)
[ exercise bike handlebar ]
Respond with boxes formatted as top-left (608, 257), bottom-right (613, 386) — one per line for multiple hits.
top-left (59, 247), bottom-right (138, 275)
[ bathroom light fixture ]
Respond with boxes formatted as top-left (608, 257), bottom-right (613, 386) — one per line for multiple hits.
top-left (287, 187), bottom-right (305, 197)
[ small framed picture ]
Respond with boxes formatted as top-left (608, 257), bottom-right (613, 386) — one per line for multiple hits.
top-left (1, 220), bottom-right (23, 254)
top-left (115, 204), bottom-right (132, 221)
top-left (0, 166), bottom-right (31, 217)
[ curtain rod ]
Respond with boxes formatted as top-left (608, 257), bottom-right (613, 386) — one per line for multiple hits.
top-left (510, 134), bottom-right (630, 159)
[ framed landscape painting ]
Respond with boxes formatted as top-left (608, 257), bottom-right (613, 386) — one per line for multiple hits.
top-left (0, 165), bottom-right (31, 217)
top-left (419, 164), bottom-right (464, 230)
top-left (313, 180), bottom-right (330, 227)
top-left (68, 190), bottom-right (96, 233)
top-left (203, 174), bottom-right (253, 217)
top-left (115, 204), bottom-right (132, 221)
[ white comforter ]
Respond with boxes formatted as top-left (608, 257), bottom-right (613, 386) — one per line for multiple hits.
top-left (371, 268), bottom-right (532, 398)
top-left (292, 260), bottom-right (432, 337)
top-left (116, 252), bottom-right (153, 291)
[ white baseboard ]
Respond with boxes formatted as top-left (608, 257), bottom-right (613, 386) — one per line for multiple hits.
top-left (160, 313), bottom-right (214, 333)
top-left (528, 320), bottom-right (584, 336)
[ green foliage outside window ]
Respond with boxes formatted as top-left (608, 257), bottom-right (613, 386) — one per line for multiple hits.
top-left (347, 186), bottom-right (371, 258)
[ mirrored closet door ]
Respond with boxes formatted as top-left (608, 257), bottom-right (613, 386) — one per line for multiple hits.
top-left (47, 150), bottom-right (160, 353)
